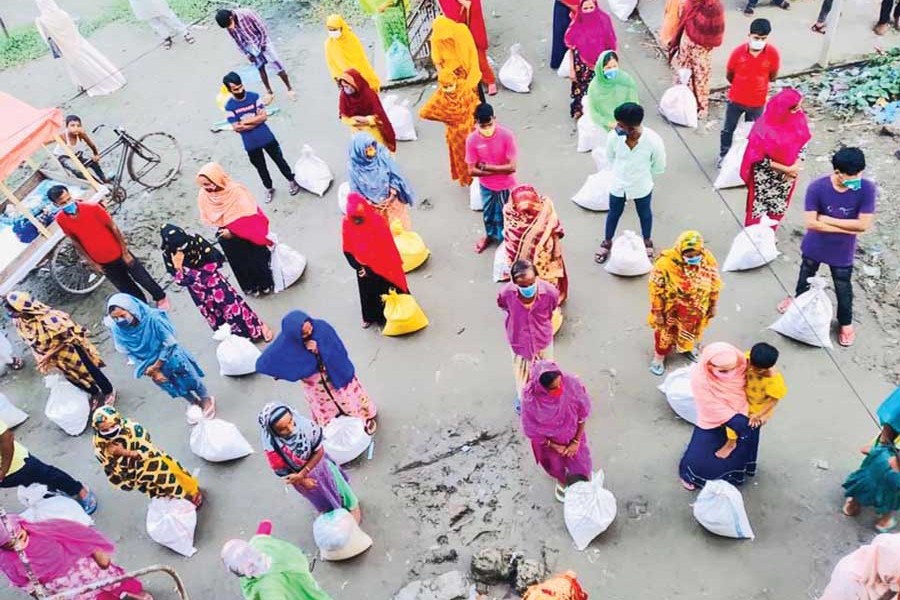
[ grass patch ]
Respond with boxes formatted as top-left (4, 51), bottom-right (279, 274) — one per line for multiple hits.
top-left (0, 25), bottom-right (47, 70)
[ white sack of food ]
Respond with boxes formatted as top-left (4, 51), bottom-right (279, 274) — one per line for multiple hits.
top-left (492, 244), bottom-right (510, 282)
top-left (591, 144), bottom-right (608, 171)
top-left (659, 69), bottom-right (698, 128)
top-left (571, 170), bottom-right (612, 211)
top-left (657, 366), bottom-right (697, 424)
top-left (469, 178), bottom-right (483, 211)
top-left (213, 325), bottom-right (260, 376)
top-left (609, 0), bottom-right (638, 20)
top-left (564, 470), bottom-right (617, 550)
top-left (185, 404), bottom-right (254, 462)
top-left (577, 110), bottom-right (606, 153)
top-left (269, 233), bottom-right (307, 293)
top-left (692, 479), bottom-right (755, 539)
top-left (0, 392), bottom-right (28, 427)
top-left (293, 144), bottom-right (333, 196)
top-left (44, 375), bottom-right (90, 436)
top-left (146, 497), bottom-right (198, 557)
top-left (605, 230), bottom-right (652, 277)
top-left (323, 416), bottom-right (372, 465)
top-left (17, 484), bottom-right (93, 526)
top-left (721, 216), bottom-right (780, 272)
top-left (769, 275), bottom-right (834, 348)
top-left (557, 50), bottom-right (573, 78)
top-left (713, 121), bottom-right (753, 189)
top-left (338, 181), bottom-right (350, 214)
top-left (499, 43), bottom-right (533, 93)
top-left (383, 95), bottom-right (417, 141)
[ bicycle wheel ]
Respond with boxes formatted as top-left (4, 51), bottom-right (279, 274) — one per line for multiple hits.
top-left (128, 132), bottom-right (182, 189)
top-left (50, 240), bottom-right (106, 294)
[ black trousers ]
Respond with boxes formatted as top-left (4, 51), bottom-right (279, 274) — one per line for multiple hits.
top-left (796, 256), bottom-right (854, 326)
top-left (878, 0), bottom-right (900, 24)
top-left (101, 256), bottom-right (165, 304)
top-left (73, 344), bottom-right (113, 396)
top-left (719, 101), bottom-right (765, 157)
top-left (1, 455), bottom-right (83, 496)
top-left (247, 140), bottom-right (294, 190)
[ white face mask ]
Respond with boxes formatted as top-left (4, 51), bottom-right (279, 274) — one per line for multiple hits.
top-left (748, 38), bottom-right (766, 51)
top-left (328, 30), bottom-right (341, 39)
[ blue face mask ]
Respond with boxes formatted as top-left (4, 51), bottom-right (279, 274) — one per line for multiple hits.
top-left (614, 126), bottom-right (627, 137)
top-left (517, 283), bottom-right (538, 299)
top-left (843, 177), bottom-right (862, 191)
top-left (603, 68), bottom-right (618, 80)
top-left (61, 202), bottom-right (77, 215)
top-left (114, 316), bottom-right (134, 326)
top-left (684, 255), bottom-right (703, 266)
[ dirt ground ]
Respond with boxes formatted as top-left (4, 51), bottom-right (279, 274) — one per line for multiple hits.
top-left (1, 1), bottom-right (900, 599)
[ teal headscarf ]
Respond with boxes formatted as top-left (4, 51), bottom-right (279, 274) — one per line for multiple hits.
top-left (586, 50), bottom-right (640, 130)
top-left (878, 388), bottom-right (900, 433)
top-left (106, 293), bottom-right (177, 378)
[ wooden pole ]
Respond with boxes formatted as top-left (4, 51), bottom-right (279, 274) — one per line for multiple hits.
top-left (53, 134), bottom-right (101, 191)
top-left (0, 180), bottom-right (52, 238)
top-left (817, 0), bottom-right (845, 68)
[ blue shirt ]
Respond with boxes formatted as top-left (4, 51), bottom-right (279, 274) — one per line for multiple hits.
top-left (225, 91), bottom-right (276, 151)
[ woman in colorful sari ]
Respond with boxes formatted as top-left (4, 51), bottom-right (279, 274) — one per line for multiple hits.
top-left (819, 534), bottom-right (900, 600)
top-left (106, 293), bottom-right (216, 417)
top-left (0, 515), bottom-right (151, 600)
top-left (648, 231), bottom-right (721, 376)
top-left (338, 70), bottom-right (396, 152)
top-left (348, 132), bottom-right (416, 229)
top-left (325, 14), bottom-right (380, 92)
top-left (585, 50), bottom-right (639, 130)
top-left (259, 403), bottom-right (361, 519)
top-left (92, 406), bottom-right (203, 507)
top-left (503, 185), bottom-right (568, 303)
top-left (256, 310), bottom-right (378, 433)
top-left (523, 571), bottom-right (588, 600)
top-left (419, 70), bottom-right (479, 187)
top-left (430, 15), bottom-right (482, 94)
top-left (196, 162), bottom-right (274, 296)
top-left (5, 290), bottom-right (115, 407)
top-left (521, 361), bottom-right (592, 502)
top-left (669, 0), bottom-right (725, 120)
top-left (343, 193), bottom-right (411, 328)
top-left (438, 0), bottom-right (496, 95)
top-left (740, 88), bottom-right (810, 228)
top-left (160, 224), bottom-right (272, 342)
top-left (564, 0), bottom-right (617, 119)
top-left (678, 343), bottom-right (758, 490)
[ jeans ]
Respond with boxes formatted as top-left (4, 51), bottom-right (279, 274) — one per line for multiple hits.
top-left (1, 455), bottom-right (83, 496)
top-left (247, 140), bottom-right (294, 190)
top-left (73, 344), bottom-right (113, 396)
top-left (878, 0), bottom-right (900, 24)
top-left (796, 256), bottom-right (853, 326)
top-left (719, 101), bottom-right (765, 157)
top-left (101, 256), bottom-right (166, 304)
top-left (605, 192), bottom-right (653, 241)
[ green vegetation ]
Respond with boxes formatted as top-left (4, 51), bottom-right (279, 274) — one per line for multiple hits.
top-left (0, 25), bottom-right (45, 70)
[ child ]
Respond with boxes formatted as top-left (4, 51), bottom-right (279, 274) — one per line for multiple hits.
top-left (53, 114), bottom-right (108, 183)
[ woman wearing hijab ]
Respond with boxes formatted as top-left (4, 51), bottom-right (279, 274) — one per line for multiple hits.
top-left (0, 515), bottom-right (150, 600)
top-left (222, 520), bottom-right (333, 600)
top-left (586, 50), bottom-right (639, 130)
top-left (325, 14), bottom-right (380, 92)
top-left (678, 343), bottom-right (759, 490)
top-left (338, 69), bottom-right (397, 152)
top-left (196, 162), bottom-right (274, 296)
top-left (160, 224), bottom-right (272, 342)
top-left (347, 132), bottom-right (416, 229)
top-left (740, 88), bottom-right (811, 228)
top-left (438, 0), bottom-right (496, 95)
top-left (343, 193), bottom-right (411, 328)
top-left (35, 0), bottom-right (126, 96)
top-left (648, 231), bottom-right (721, 376)
top-left (419, 71), bottom-right (479, 187)
top-left (5, 290), bottom-right (115, 407)
top-left (521, 361), bottom-right (592, 502)
top-left (92, 406), bottom-right (203, 507)
top-left (430, 15), bottom-right (482, 94)
top-left (564, 0), bottom-right (617, 119)
top-left (106, 293), bottom-right (215, 417)
top-left (259, 403), bottom-right (361, 518)
top-left (669, 0), bottom-right (725, 120)
top-left (256, 310), bottom-right (378, 433)
top-left (819, 534), bottom-right (900, 600)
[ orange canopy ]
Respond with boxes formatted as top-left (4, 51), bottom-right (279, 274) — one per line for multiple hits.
top-left (0, 92), bottom-right (63, 181)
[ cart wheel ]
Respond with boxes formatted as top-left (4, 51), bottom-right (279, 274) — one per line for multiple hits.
top-left (105, 185), bottom-right (128, 215)
top-left (51, 240), bottom-right (106, 294)
top-left (128, 132), bottom-right (182, 189)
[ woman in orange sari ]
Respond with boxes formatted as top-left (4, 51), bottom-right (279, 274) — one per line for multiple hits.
top-left (418, 70), bottom-right (479, 187)
top-left (430, 15), bottom-right (482, 94)
top-left (503, 185), bottom-right (568, 303)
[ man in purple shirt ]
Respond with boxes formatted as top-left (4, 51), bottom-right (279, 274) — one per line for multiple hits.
top-left (497, 259), bottom-right (560, 412)
top-left (777, 147), bottom-right (875, 347)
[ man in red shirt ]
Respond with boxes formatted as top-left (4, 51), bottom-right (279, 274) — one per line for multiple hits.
top-left (49, 185), bottom-right (169, 308)
top-left (717, 18), bottom-right (779, 166)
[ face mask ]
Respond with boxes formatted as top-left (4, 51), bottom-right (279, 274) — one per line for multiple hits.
top-left (748, 38), bottom-right (766, 51)
top-left (98, 425), bottom-right (121, 439)
top-left (442, 85), bottom-right (457, 94)
top-left (114, 315), bottom-right (135, 326)
top-left (61, 201), bottom-right (77, 215)
top-left (478, 124), bottom-right (496, 137)
top-left (364, 146), bottom-right (377, 159)
top-left (614, 126), bottom-right (628, 137)
top-left (548, 386), bottom-right (563, 398)
top-left (327, 29), bottom-right (341, 38)
top-left (517, 283), bottom-right (537, 299)
top-left (684, 255), bottom-right (703, 266)
top-left (843, 177), bottom-right (862, 191)
top-left (603, 68), bottom-right (618, 80)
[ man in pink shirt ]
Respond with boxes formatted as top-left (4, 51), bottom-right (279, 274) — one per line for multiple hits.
top-left (466, 103), bottom-right (518, 253)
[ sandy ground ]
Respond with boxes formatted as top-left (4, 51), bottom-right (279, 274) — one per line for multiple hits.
top-left (1, 1), bottom-right (899, 598)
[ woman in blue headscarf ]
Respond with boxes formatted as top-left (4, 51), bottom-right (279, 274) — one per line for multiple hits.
top-left (347, 132), bottom-right (415, 230)
top-left (256, 310), bottom-right (377, 433)
top-left (106, 293), bottom-right (215, 417)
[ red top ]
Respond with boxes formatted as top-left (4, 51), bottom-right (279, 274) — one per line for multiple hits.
top-left (726, 43), bottom-right (780, 108)
top-left (55, 202), bottom-right (122, 264)
top-left (438, 0), bottom-right (489, 49)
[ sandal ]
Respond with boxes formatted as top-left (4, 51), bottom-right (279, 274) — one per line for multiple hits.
top-left (842, 497), bottom-right (860, 517)
top-left (191, 490), bottom-right (205, 509)
top-left (201, 396), bottom-right (216, 419)
top-left (184, 33), bottom-right (196, 45)
top-left (104, 390), bottom-right (117, 406)
top-left (365, 419), bottom-right (377, 435)
top-left (594, 240), bottom-right (612, 264)
top-left (554, 484), bottom-right (567, 503)
top-left (649, 358), bottom-right (665, 376)
top-left (77, 489), bottom-right (98, 515)
top-left (162, 37), bottom-right (173, 50)
top-left (876, 515), bottom-right (898, 533)
top-left (361, 321), bottom-right (373, 329)
top-left (811, 22), bottom-right (826, 34)
top-left (474, 236), bottom-right (491, 254)
top-left (680, 479), bottom-right (697, 491)
top-left (9, 357), bottom-right (24, 370)
top-left (644, 239), bottom-right (655, 260)
top-left (839, 325), bottom-right (856, 347)
top-left (776, 296), bottom-right (793, 314)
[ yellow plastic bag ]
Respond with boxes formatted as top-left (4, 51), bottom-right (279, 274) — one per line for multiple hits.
top-left (552, 307), bottom-right (563, 335)
top-left (215, 84), bottom-right (230, 112)
top-left (381, 290), bottom-right (429, 336)
top-left (390, 219), bottom-right (430, 273)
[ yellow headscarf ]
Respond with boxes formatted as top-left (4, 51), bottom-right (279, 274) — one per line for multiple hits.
top-left (430, 15), bottom-right (481, 91)
top-left (325, 14), bottom-right (381, 93)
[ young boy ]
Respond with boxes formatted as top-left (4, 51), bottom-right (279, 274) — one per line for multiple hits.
top-left (54, 114), bottom-right (108, 183)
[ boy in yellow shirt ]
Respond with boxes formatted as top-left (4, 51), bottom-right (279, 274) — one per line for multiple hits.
top-left (720, 343), bottom-right (786, 455)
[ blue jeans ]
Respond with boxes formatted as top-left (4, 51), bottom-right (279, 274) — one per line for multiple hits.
top-left (604, 192), bottom-right (653, 242)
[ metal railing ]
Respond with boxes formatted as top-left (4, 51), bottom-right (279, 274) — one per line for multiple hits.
top-left (406, 0), bottom-right (439, 70)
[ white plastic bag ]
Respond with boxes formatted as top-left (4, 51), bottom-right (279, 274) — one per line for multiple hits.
top-left (0, 392), bottom-right (28, 427)
top-left (713, 121), bottom-right (753, 189)
top-left (323, 416), bottom-right (372, 465)
top-left (605, 230), bottom-right (652, 276)
top-left (469, 178), bottom-right (483, 211)
top-left (293, 144), bottom-right (333, 196)
top-left (571, 170), bottom-right (613, 211)
top-left (383, 94), bottom-right (417, 141)
top-left (44, 374), bottom-right (90, 436)
top-left (338, 181), bottom-right (350, 214)
top-left (213, 325), bottom-right (260, 376)
top-left (609, 0), bottom-right (638, 20)
top-left (0, 331), bottom-right (13, 366)
top-left (17, 484), bottom-right (93, 526)
top-left (693, 479), bottom-right (755, 539)
top-left (657, 366), bottom-right (697, 424)
top-left (146, 497), bottom-right (198, 557)
top-left (721, 216), bottom-right (780, 272)
top-left (564, 470), bottom-right (617, 550)
top-left (492, 244), bottom-right (510, 282)
top-left (577, 111), bottom-right (605, 153)
top-left (659, 69), bottom-right (698, 128)
top-left (591, 144), bottom-right (608, 171)
top-left (186, 404), bottom-right (254, 462)
top-left (269, 233), bottom-right (307, 293)
top-left (499, 43), bottom-right (533, 93)
top-left (557, 50), bottom-right (573, 78)
top-left (769, 275), bottom-right (834, 348)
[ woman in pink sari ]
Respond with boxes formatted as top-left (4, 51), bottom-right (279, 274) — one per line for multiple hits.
top-left (819, 534), bottom-right (900, 600)
top-left (0, 515), bottom-right (150, 599)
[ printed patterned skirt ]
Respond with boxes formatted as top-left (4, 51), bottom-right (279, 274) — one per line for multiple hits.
top-left (176, 263), bottom-right (265, 341)
top-left (570, 50), bottom-right (595, 119)
top-left (300, 373), bottom-right (377, 426)
top-left (35, 557), bottom-right (144, 600)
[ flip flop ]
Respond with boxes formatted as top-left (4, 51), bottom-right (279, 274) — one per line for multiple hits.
top-left (365, 419), bottom-right (377, 435)
top-left (839, 326), bottom-right (856, 347)
top-left (9, 357), bottom-right (24, 370)
top-left (811, 22), bottom-right (826, 34)
top-left (680, 479), bottom-right (697, 491)
top-left (776, 296), bottom-right (793, 314)
top-left (554, 484), bottom-right (566, 503)
top-left (474, 237), bottom-right (490, 254)
top-left (594, 241), bottom-right (612, 264)
top-left (77, 490), bottom-right (98, 515)
top-left (842, 497), bottom-right (860, 517)
top-left (649, 359), bottom-right (665, 376)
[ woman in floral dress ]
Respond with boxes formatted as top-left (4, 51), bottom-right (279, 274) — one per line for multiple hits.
top-left (668, 0), bottom-right (725, 120)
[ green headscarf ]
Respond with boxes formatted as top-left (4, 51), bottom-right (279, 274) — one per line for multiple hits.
top-left (586, 50), bottom-right (640, 131)
top-left (239, 535), bottom-right (333, 600)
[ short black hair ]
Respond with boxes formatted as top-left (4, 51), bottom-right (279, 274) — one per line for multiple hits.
top-left (64, 114), bottom-right (81, 126)
top-left (749, 342), bottom-right (779, 369)
top-left (614, 102), bottom-right (644, 127)
top-left (215, 9), bottom-right (233, 28)
top-left (222, 71), bottom-right (242, 88)
top-left (750, 18), bottom-right (771, 36)
top-left (510, 259), bottom-right (535, 281)
top-left (474, 102), bottom-right (494, 125)
top-left (832, 147), bottom-right (866, 175)
top-left (539, 370), bottom-right (561, 388)
top-left (47, 185), bottom-right (69, 203)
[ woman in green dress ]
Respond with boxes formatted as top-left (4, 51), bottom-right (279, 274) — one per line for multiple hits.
top-left (585, 50), bottom-right (639, 130)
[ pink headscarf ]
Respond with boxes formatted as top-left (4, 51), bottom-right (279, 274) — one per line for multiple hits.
top-left (740, 88), bottom-right (811, 184)
top-left (0, 516), bottom-right (115, 588)
top-left (819, 534), bottom-right (900, 600)
top-left (563, 0), bottom-right (617, 69)
top-left (521, 360), bottom-right (592, 441)
top-left (690, 342), bottom-right (748, 429)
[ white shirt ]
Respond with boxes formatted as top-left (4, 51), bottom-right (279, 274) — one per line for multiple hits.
top-left (606, 127), bottom-right (667, 199)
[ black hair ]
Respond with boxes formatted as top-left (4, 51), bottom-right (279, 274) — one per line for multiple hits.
top-left (566, 473), bottom-right (590, 486)
top-left (64, 114), bottom-right (81, 126)
top-left (215, 9), bottom-right (233, 28)
top-left (47, 185), bottom-right (69, 203)
top-left (539, 370), bottom-right (562, 388)
top-left (474, 102), bottom-right (494, 125)
top-left (614, 102), bottom-right (644, 127)
top-left (749, 342), bottom-right (779, 369)
top-left (222, 71), bottom-right (242, 88)
top-left (832, 147), bottom-right (866, 175)
top-left (510, 259), bottom-right (535, 281)
top-left (750, 18), bottom-right (771, 36)
top-left (601, 50), bottom-right (619, 68)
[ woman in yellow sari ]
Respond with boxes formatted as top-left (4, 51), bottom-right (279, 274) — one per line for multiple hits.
top-left (324, 14), bottom-right (380, 92)
top-left (430, 15), bottom-right (482, 93)
top-left (418, 70), bottom-right (479, 187)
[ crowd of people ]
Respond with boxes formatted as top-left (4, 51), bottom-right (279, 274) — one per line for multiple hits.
top-left (1, 0), bottom-right (896, 598)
